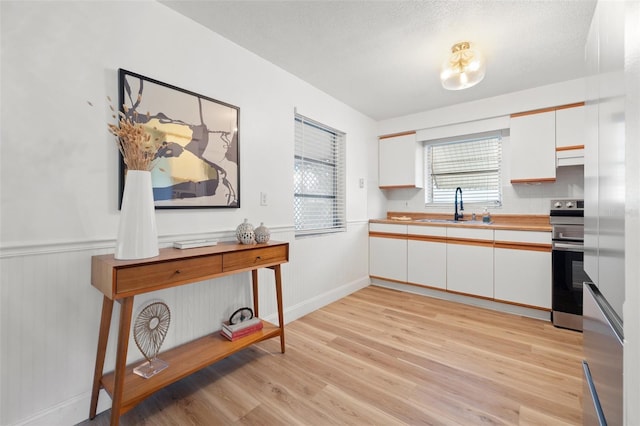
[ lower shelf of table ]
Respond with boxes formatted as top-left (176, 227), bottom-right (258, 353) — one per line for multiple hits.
top-left (100, 320), bottom-right (282, 414)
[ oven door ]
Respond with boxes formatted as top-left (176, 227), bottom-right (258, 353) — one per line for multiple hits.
top-left (552, 241), bottom-right (589, 330)
top-left (552, 223), bottom-right (584, 241)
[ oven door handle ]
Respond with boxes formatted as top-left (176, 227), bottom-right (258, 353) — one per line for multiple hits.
top-left (556, 232), bottom-right (584, 241)
top-left (552, 242), bottom-right (584, 252)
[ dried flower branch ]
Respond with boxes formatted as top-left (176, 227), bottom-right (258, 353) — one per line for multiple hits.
top-left (107, 96), bottom-right (163, 171)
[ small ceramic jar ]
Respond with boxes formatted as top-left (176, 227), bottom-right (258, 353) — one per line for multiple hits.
top-left (235, 219), bottom-right (255, 245)
top-left (254, 222), bottom-right (271, 243)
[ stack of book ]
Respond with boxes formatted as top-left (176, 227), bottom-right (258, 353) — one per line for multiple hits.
top-left (220, 317), bottom-right (263, 341)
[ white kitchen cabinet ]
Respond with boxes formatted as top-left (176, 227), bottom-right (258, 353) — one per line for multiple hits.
top-left (369, 223), bottom-right (407, 282)
top-left (378, 132), bottom-right (424, 188)
top-left (446, 227), bottom-right (494, 298)
top-left (494, 230), bottom-right (552, 309)
top-left (556, 104), bottom-right (586, 167)
top-left (407, 225), bottom-right (446, 290)
top-left (510, 110), bottom-right (556, 183)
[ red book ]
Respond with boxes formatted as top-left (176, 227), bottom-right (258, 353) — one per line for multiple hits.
top-left (220, 321), bottom-right (264, 341)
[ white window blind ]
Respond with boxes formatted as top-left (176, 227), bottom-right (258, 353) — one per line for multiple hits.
top-left (294, 114), bottom-right (346, 236)
top-left (425, 135), bottom-right (502, 205)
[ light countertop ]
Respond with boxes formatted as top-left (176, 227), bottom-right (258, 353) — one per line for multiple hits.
top-left (370, 212), bottom-right (551, 232)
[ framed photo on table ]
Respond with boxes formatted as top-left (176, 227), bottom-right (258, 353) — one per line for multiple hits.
top-left (118, 68), bottom-right (240, 208)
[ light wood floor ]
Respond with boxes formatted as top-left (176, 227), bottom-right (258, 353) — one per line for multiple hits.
top-left (81, 286), bottom-right (584, 425)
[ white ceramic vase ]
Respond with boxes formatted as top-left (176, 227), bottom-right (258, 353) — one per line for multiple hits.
top-left (115, 170), bottom-right (159, 260)
top-left (236, 219), bottom-right (255, 245)
top-left (254, 222), bottom-right (271, 243)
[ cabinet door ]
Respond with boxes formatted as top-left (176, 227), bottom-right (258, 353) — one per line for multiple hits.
top-left (510, 110), bottom-right (556, 183)
top-left (446, 227), bottom-right (494, 298)
top-left (379, 133), bottom-right (423, 188)
top-left (407, 225), bottom-right (446, 289)
top-left (556, 105), bottom-right (586, 149)
top-left (447, 243), bottom-right (493, 297)
top-left (494, 230), bottom-right (551, 309)
top-left (369, 236), bottom-right (407, 282)
top-left (494, 248), bottom-right (551, 309)
top-left (369, 223), bottom-right (407, 282)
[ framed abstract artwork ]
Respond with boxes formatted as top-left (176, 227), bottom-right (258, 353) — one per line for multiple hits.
top-left (118, 69), bottom-right (240, 208)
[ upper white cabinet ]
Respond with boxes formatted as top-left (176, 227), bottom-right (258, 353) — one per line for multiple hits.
top-left (556, 104), bottom-right (586, 167)
top-left (510, 110), bottom-right (557, 183)
top-left (510, 103), bottom-right (587, 182)
top-left (378, 132), bottom-right (424, 189)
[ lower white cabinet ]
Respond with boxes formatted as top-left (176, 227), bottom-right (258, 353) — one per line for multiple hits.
top-left (446, 227), bottom-right (494, 298)
top-left (369, 223), bottom-right (407, 282)
top-left (407, 225), bottom-right (446, 289)
top-left (494, 230), bottom-right (552, 309)
top-left (369, 223), bottom-right (552, 310)
top-left (446, 244), bottom-right (494, 298)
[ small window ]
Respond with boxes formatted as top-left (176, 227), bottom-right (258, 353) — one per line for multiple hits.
top-left (425, 134), bottom-right (502, 205)
top-left (294, 114), bottom-right (346, 236)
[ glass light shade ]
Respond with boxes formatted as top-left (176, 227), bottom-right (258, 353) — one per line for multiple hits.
top-left (440, 42), bottom-right (486, 90)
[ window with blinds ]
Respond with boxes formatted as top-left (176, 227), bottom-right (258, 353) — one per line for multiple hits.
top-left (294, 114), bottom-right (346, 236)
top-left (425, 135), bottom-right (502, 205)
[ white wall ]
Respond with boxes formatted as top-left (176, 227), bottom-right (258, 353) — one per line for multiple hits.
top-left (374, 79), bottom-right (586, 216)
top-left (0, 2), bottom-right (376, 425)
top-left (381, 161), bottom-right (584, 216)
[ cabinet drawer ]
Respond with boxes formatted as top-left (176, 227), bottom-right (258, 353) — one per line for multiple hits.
top-left (407, 225), bottom-right (446, 237)
top-left (116, 255), bottom-right (223, 294)
top-left (494, 230), bottom-right (551, 244)
top-left (370, 223), bottom-right (408, 234)
top-left (446, 227), bottom-right (493, 241)
top-left (223, 246), bottom-right (288, 271)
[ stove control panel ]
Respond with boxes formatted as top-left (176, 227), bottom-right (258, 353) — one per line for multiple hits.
top-left (551, 199), bottom-right (584, 211)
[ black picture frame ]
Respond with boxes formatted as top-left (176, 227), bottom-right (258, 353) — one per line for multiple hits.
top-left (117, 69), bottom-right (240, 209)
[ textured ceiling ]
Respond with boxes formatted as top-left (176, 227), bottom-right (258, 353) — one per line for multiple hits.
top-left (161, 0), bottom-right (597, 121)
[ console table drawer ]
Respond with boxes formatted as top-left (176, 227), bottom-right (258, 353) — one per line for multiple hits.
top-left (223, 246), bottom-right (288, 271)
top-left (116, 255), bottom-right (223, 294)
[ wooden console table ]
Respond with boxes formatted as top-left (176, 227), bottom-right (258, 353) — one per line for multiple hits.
top-left (89, 241), bottom-right (289, 426)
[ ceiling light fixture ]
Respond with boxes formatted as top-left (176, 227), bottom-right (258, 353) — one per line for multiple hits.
top-left (440, 41), bottom-right (486, 90)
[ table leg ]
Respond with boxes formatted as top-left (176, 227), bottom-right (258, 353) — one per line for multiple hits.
top-left (251, 269), bottom-right (259, 318)
top-left (273, 264), bottom-right (285, 353)
top-left (110, 296), bottom-right (134, 426)
top-left (89, 296), bottom-right (114, 419)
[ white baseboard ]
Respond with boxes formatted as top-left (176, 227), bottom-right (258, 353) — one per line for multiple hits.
top-left (265, 275), bottom-right (371, 324)
top-left (372, 279), bottom-right (551, 322)
top-left (11, 389), bottom-right (111, 426)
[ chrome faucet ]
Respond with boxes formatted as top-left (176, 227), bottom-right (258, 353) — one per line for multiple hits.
top-left (454, 187), bottom-right (464, 221)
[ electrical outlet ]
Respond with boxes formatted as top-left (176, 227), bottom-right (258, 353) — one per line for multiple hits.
top-left (359, 178), bottom-right (365, 189)
top-left (260, 192), bottom-right (268, 206)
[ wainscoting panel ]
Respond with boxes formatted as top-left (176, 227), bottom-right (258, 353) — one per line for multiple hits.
top-left (0, 222), bottom-right (370, 426)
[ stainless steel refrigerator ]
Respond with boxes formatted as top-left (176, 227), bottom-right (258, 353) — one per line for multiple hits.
top-left (583, 1), bottom-right (626, 424)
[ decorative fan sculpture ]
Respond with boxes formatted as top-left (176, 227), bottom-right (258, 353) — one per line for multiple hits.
top-left (133, 301), bottom-right (171, 378)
